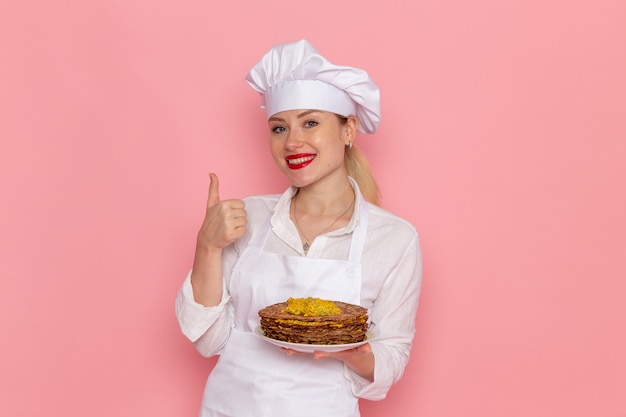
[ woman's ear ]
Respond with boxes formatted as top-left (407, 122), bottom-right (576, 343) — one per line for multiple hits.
top-left (343, 116), bottom-right (358, 145)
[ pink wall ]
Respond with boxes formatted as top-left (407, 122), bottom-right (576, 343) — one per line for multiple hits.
top-left (1, 1), bottom-right (625, 416)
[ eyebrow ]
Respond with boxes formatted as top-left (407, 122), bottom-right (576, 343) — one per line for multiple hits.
top-left (296, 110), bottom-right (319, 119)
top-left (268, 110), bottom-right (320, 123)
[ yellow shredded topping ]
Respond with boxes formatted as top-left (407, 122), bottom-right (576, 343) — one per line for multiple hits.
top-left (283, 297), bottom-right (342, 316)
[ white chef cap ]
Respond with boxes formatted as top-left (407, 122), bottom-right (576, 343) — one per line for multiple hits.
top-left (245, 39), bottom-right (381, 134)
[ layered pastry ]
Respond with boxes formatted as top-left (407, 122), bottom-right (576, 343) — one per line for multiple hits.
top-left (258, 297), bottom-right (369, 345)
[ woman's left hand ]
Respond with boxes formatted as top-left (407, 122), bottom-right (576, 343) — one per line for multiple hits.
top-left (281, 343), bottom-right (374, 381)
top-left (280, 342), bottom-right (371, 358)
top-left (313, 342), bottom-right (371, 359)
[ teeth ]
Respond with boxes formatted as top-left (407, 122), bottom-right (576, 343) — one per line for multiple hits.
top-left (287, 156), bottom-right (314, 165)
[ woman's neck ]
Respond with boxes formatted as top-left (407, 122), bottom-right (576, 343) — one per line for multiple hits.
top-left (290, 177), bottom-right (356, 253)
top-left (293, 177), bottom-right (354, 216)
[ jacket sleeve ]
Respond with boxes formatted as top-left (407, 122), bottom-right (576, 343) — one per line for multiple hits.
top-left (175, 240), bottom-right (242, 357)
top-left (346, 232), bottom-right (423, 400)
top-left (175, 271), bottom-right (233, 357)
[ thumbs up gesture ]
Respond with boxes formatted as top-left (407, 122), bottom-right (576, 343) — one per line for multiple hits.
top-left (197, 173), bottom-right (247, 250)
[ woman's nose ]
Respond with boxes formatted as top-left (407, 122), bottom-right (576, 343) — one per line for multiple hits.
top-left (285, 128), bottom-right (302, 149)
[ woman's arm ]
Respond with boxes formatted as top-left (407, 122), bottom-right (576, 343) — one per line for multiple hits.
top-left (349, 232), bottom-right (423, 399)
top-left (191, 173), bottom-right (247, 306)
top-left (175, 173), bottom-right (247, 357)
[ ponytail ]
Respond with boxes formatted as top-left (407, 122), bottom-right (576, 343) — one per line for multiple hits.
top-left (335, 114), bottom-right (380, 205)
top-left (345, 145), bottom-right (380, 206)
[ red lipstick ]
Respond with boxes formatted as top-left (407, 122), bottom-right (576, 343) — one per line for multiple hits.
top-left (285, 153), bottom-right (316, 170)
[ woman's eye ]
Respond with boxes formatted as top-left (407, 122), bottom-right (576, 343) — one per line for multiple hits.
top-left (271, 126), bottom-right (286, 134)
top-left (304, 120), bottom-right (318, 128)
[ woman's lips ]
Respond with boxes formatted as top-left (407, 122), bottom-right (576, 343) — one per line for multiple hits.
top-left (285, 154), bottom-right (316, 170)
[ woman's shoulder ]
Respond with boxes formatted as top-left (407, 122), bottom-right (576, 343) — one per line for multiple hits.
top-left (366, 202), bottom-right (419, 240)
top-left (243, 193), bottom-right (282, 210)
top-left (241, 194), bottom-right (282, 221)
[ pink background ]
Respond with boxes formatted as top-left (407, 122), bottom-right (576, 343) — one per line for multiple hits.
top-left (1, 0), bottom-right (625, 416)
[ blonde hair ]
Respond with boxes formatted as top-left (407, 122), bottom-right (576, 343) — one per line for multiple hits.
top-left (345, 145), bottom-right (380, 205)
top-left (335, 114), bottom-right (380, 205)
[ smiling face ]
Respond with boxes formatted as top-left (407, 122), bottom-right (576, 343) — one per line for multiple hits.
top-left (268, 109), bottom-right (356, 189)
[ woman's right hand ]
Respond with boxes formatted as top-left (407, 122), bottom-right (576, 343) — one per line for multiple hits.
top-left (197, 173), bottom-right (247, 251)
top-left (190, 173), bottom-right (246, 306)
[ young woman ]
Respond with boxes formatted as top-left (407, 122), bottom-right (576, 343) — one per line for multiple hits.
top-left (176, 39), bottom-right (422, 417)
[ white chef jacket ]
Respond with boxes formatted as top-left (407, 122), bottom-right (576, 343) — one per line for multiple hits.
top-left (176, 178), bottom-right (422, 401)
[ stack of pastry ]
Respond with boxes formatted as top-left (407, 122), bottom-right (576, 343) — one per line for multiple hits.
top-left (258, 297), bottom-right (369, 345)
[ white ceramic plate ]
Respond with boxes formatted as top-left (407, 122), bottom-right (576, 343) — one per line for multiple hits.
top-left (255, 326), bottom-right (371, 353)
